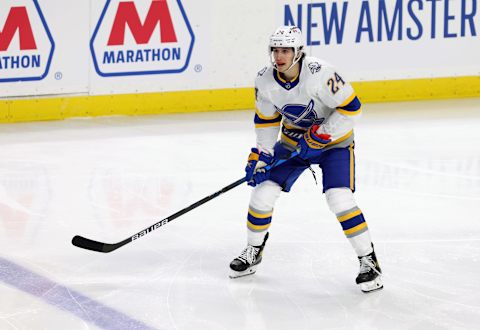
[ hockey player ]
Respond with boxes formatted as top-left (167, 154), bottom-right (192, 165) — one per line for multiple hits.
top-left (229, 26), bottom-right (382, 293)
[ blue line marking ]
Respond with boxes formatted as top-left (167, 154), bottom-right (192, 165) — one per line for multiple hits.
top-left (0, 257), bottom-right (156, 330)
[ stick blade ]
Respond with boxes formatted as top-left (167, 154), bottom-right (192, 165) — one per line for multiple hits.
top-left (72, 235), bottom-right (111, 253)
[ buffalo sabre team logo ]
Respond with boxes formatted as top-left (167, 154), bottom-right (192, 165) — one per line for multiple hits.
top-left (0, 0), bottom-right (55, 83)
top-left (91, 0), bottom-right (195, 77)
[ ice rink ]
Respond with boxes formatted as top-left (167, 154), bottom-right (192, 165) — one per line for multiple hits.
top-left (1, 98), bottom-right (479, 330)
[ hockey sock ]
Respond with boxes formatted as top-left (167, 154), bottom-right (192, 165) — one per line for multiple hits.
top-left (246, 181), bottom-right (281, 246)
top-left (325, 188), bottom-right (373, 256)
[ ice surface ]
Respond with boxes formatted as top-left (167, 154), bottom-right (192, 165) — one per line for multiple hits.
top-left (0, 98), bottom-right (479, 330)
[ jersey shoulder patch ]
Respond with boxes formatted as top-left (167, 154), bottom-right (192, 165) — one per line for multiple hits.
top-left (255, 65), bottom-right (274, 89)
top-left (257, 66), bottom-right (268, 77)
top-left (303, 56), bottom-right (329, 76)
top-left (307, 61), bottom-right (322, 74)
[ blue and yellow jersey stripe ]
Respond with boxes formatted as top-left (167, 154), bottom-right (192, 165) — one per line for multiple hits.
top-left (280, 125), bottom-right (353, 150)
top-left (254, 108), bottom-right (282, 128)
top-left (337, 92), bottom-right (362, 116)
top-left (280, 133), bottom-right (298, 147)
top-left (325, 130), bottom-right (353, 148)
top-left (280, 124), bottom-right (305, 147)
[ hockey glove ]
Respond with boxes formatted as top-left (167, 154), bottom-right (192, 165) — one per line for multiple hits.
top-left (245, 148), bottom-right (274, 186)
top-left (297, 125), bottom-right (332, 160)
top-left (248, 168), bottom-right (271, 187)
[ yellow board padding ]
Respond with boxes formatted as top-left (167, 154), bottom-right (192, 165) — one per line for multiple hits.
top-left (352, 76), bottom-right (480, 103)
top-left (0, 88), bottom-right (254, 123)
top-left (1, 76), bottom-right (479, 123)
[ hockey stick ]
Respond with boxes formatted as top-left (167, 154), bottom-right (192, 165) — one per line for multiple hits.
top-left (72, 151), bottom-right (299, 253)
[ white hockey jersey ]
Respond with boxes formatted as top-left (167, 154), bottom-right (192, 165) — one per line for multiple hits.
top-left (254, 56), bottom-right (362, 154)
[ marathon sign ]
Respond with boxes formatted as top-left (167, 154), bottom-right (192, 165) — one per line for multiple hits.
top-left (91, 0), bottom-right (195, 77)
top-left (0, 0), bottom-right (54, 83)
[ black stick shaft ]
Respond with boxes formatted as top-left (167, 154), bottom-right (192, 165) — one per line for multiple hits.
top-left (72, 151), bottom-right (298, 253)
top-left (72, 177), bottom-right (246, 252)
top-left (166, 177), bottom-right (246, 221)
top-left (131, 177), bottom-right (247, 241)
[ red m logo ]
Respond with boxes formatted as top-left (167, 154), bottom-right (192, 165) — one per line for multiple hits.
top-left (107, 0), bottom-right (177, 46)
top-left (0, 6), bottom-right (37, 51)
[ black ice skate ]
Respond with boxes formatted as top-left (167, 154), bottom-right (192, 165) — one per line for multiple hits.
top-left (356, 246), bottom-right (383, 293)
top-left (229, 233), bottom-right (269, 279)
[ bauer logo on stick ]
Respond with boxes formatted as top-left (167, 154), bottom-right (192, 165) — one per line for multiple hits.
top-left (91, 0), bottom-right (195, 77)
top-left (0, 0), bottom-right (55, 83)
top-left (132, 219), bottom-right (168, 240)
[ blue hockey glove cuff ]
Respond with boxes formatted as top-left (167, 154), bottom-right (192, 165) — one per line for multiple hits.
top-left (297, 125), bottom-right (332, 160)
top-left (247, 168), bottom-right (271, 187)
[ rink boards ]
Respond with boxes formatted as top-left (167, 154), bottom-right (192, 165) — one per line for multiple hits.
top-left (0, 0), bottom-right (479, 122)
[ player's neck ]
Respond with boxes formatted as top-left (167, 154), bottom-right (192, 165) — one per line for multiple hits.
top-left (279, 62), bottom-right (300, 81)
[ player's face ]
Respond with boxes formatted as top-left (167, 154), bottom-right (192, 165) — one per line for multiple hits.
top-left (272, 47), bottom-right (295, 72)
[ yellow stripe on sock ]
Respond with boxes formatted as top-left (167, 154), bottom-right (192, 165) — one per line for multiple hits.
top-left (247, 222), bottom-right (271, 231)
top-left (248, 209), bottom-right (273, 219)
top-left (337, 209), bottom-right (362, 222)
top-left (344, 222), bottom-right (368, 235)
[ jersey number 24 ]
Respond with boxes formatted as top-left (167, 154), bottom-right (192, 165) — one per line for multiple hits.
top-left (327, 72), bottom-right (345, 94)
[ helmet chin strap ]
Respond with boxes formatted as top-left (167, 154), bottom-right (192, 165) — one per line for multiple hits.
top-left (271, 49), bottom-right (303, 73)
top-left (285, 53), bottom-right (302, 73)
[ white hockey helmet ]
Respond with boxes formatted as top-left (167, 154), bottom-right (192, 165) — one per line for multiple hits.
top-left (269, 26), bottom-right (304, 71)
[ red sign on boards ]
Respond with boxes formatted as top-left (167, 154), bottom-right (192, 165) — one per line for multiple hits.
top-left (0, 7), bottom-right (37, 51)
top-left (91, 0), bottom-right (195, 77)
top-left (107, 0), bottom-right (178, 45)
top-left (0, 1), bottom-right (54, 83)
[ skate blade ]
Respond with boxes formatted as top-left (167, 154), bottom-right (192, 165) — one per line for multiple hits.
top-left (229, 265), bottom-right (258, 279)
top-left (359, 276), bottom-right (383, 293)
